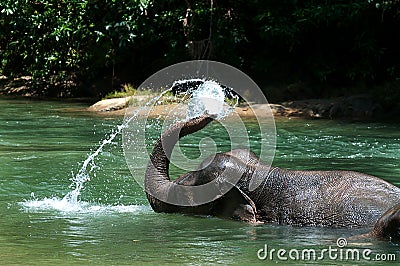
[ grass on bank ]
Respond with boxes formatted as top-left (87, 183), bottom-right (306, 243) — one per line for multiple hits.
top-left (102, 83), bottom-right (178, 108)
top-left (103, 83), bottom-right (137, 99)
top-left (103, 83), bottom-right (161, 99)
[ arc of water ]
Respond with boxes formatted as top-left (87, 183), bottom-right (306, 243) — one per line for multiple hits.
top-left (63, 89), bottom-right (171, 204)
top-left (62, 78), bottom-right (219, 204)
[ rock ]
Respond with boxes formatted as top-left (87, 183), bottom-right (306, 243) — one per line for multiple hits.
top-left (269, 104), bottom-right (302, 117)
top-left (88, 95), bottom-right (153, 112)
top-left (280, 95), bottom-right (382, 119)
top-left (0, 76), bottom-right (34, 96)
top-left (329, 95), bottom-right (382, 119)
top-left (88, 97), bottom-right (132, 112)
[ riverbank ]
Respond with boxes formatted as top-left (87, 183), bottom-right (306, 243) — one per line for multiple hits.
top-left (1, 75), bottom-right (398, 120)
top-left (87, 93), bottom-right (390, 120)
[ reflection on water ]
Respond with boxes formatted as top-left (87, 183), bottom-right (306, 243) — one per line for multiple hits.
top-left (0, 99), bottom-right (399, 265)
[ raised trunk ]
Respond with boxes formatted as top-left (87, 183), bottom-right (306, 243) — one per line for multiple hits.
top-left (145, 115), bottom-right (214, 212)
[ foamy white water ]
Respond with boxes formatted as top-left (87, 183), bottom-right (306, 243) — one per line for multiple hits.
top-left (186, 80), bottom-right (235, 120)
top-left (20, 196), bottom-right (149, 214)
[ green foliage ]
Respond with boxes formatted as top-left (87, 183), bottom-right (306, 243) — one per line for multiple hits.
top-left (0, 0), bottom-right (145, 96)
top-left (103, 83), bottom-right (136, 99)
top-left (252, 0), bottom-right (400, 89)
top-left (0, 0), bottom-right (94, 95)
top-left (0, 0), bottom-right (399, 101)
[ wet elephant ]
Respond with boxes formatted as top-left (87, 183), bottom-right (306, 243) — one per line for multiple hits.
top-left (144, 115), bottom-right (400, 241)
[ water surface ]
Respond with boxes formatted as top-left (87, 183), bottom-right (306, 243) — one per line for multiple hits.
top-left (0, 98), bottom-right (399, 265)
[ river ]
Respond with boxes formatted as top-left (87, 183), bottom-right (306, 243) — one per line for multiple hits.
top-left (0, 98), bottom-right (399, 265)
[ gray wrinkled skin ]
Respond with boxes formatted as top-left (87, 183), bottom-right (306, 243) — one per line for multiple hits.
top-left (144, 115), bottom-right (400, 241)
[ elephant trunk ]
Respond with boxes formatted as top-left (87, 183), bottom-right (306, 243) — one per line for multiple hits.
top-left (145, 115), bottom-right (214, 212)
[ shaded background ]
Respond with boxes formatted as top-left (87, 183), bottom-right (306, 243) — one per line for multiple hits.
top-left (1, 0), bottom-right (399, 105)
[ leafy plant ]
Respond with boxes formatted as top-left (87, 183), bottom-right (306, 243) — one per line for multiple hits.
top-left (0, 0), bottom-right (399, 102)
top-left (103, 83), bottom-right (136, 99)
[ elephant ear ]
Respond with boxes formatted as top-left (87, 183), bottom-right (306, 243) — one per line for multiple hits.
top-left (213, 186), bottom-right (258, 223)
top-left (370, 203), bottom-right (400, 242)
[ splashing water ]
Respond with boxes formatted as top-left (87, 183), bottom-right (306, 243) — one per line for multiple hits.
top-left (22, 78), bottom-right (236, 212)
top-left (22, 192), bottom-right (149, 214)
top-left (62, 87), bottom-right (174, 205)
top-left (186, 80), bottom-right (235, 120)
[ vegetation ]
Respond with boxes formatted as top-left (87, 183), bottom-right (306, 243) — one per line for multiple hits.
top-left (1, 0), bottom-right (399, 102)
top-left (103, 83), bottom-right (136, 99)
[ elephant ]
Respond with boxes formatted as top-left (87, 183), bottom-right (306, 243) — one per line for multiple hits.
top-left (145, 114), bottom-right (400, 241)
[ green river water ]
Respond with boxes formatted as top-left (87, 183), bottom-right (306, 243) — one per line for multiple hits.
top-left (0, 98), bottom-right (399, 265)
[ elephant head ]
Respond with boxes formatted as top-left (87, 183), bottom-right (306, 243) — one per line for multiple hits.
top-left (144, 114), bottom-right (258, 222)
